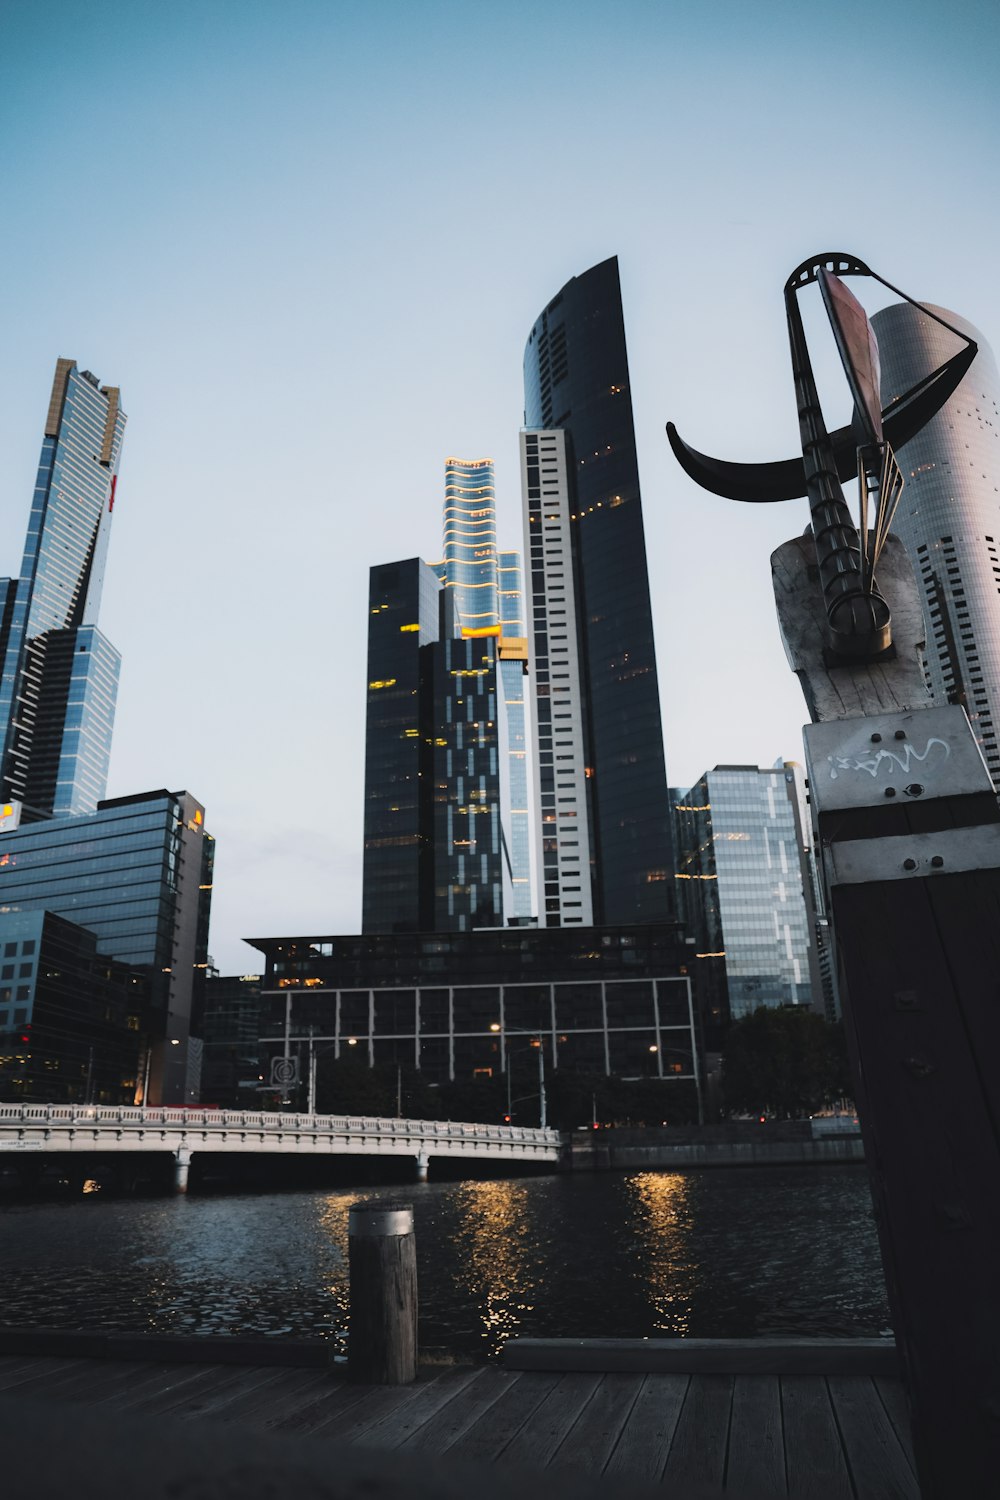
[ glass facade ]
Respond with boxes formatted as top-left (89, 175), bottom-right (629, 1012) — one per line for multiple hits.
top-left (0, 361), bottom-right (125, 818)
top-left (0, 788), bottom-right (213, 1105)
top-left (250, 923), bottom-right (695, 1088)
top-left (871, 303), bottom-right (1000, 789)
top-left (0, 908), bottom-right (147, 1104)
top-left (674, 765), bottom-right (821, 1040)
top-left (440, 458), bottom-right (499, 632)
top-left (497, 549), bottom-right (531, 919)
top-left (523, 258), bottom-right (673, 925)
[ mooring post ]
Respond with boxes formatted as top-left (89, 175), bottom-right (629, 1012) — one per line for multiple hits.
top-left (415, 1149), bottom-right (429, 1182)
top-left (172, 1146), bottom-right (192, 1194)
top-left (347, 1200), bottom-right (417, 1384)
top-left (774, 532), bottom-right (1000, 1498)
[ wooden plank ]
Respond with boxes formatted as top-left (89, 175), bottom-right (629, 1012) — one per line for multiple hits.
top-left (345, 1365), bottom-right (481, 1450)
top-left (547, 1373), bottom-right (642, 1473)
top-left (313, 1374), bottom-right (447, 1442)
top-left (265, 1376), bottom-right (373, 1435)
top-left (827, 1376), bottom-right (920, 1499)
top-left (602, 1373), bottom-right (689, 1483)
top-left (503, 1337), bottom-right (898, 1375)
top-left (0, 1356), bottom-right (84, 1394)
top-left (872, 1377), bottom-right (917, 1475)
top-left (215, 1365), bottom-right (333, 1426)
top-left (83, 1360), bottom-right (202, 1409)
top-left (171, 1365), bottom-right (295, 1420)
top-left (725, 1375), bottom-right (785, 1498)
top-left (781, 1376), bottom-right (853, 1500)
top-left (660, 1374), bottom-right (733, 1495)
top-left (401, 1368), bottom-right (523, 1454)
top-left (111, 1363), bottom-right (236, 1415)
top-left (446, 1371), bottom-right (561, 1464)
top-left (497, 1373), bottom-right (604, 1468)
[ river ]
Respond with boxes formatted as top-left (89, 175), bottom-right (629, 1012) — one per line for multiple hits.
top-left (0, 1165), bottom-right (890, 1361)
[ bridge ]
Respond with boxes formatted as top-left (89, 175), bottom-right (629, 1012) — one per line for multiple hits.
top-left (0, 1103), bottom-right (561, 1190)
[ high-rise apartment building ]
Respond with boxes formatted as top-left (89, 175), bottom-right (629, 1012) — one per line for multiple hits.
top-left (362, 559), bottom-right (503, 933)
top-left (0, 359), bottom-right (125, 820)
top-left (673, 764), bottom-right (823, 1042)
top-left (871, 302), bottom-right (1000, 788)
top-left (522, 257), bottom-right (673, 926)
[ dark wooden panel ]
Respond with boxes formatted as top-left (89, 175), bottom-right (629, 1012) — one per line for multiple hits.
top-left (119, 1363), bottom-right (259, 1418)
top-left (872, 1377), bottom-right (916, 1474)
top-left (316, 1373), bottom-right (448, 1443)
top-left (400, 1369), bottom-right (523, 1455)
top-left (660, 1373), bottom-right (733, 1493)
top-left (347, 1366), bottom-right (482, 1450)
top-left (216, 1366), bottom-right (333, 1426)
top-left (602, 1373), bottom-right (689, 1482)
top-left (445, 1370), bottom-right (561, 1464)
top-left (725, 1375), bottom-right (785, 1497)
top-left (827, 1375), bottom-right (920, 1500)
top-left (0, 1356), bottom-right (80, 1393)
top-left (547, 1373), bottom-right (642, 1473)
top-left (780, 1376), bottom-right (852, 1500)
top-left (503, 1337), bottom-right (898, 1375)
top-left (498, 1373), bottom-right (604, 1468)
top-left (266, 1376), bottom-right (373, 1434)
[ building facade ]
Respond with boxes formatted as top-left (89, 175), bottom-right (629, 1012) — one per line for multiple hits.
top-left (522, 257), bottom-right (673, 925)
top-left (0, 788), bottom-right (213, 1104)
top-left (0, 908), bottom-right (148, 1104)
top-left (673, 764), bottom-right (823, 1043)
top-left (871, 302), bottom-right (1000, 789)
top-left (249, 923), bottom-right (696, 1096)
top-left (200, 970), bottom-right (264, 1108)
top-left (362, 560), bottom-right (503, 933)
top-left (0, 360), bottom-right (125, 820)
top-left (521, 429), bottom-right (594, 926)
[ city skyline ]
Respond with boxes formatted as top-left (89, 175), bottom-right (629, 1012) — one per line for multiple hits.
top-left (2, 1), bottom-right (999, 970)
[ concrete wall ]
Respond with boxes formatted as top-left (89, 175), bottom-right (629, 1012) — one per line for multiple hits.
top-left (565, 1121), bottom-right (864, 1170)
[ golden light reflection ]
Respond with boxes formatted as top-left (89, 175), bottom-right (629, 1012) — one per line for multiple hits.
top-left (624, 1172), bottom-right (696, 1336)
top-left (451, 1179), bottom-right (538, 1357)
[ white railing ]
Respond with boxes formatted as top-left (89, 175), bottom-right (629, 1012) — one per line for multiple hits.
top-left (0, 1101), bottom-right (559, 1149)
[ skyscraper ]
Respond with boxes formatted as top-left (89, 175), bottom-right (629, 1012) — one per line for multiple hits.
top-left (673, 764), bottom-right (823, 1040)
top-left (871, 302), bottom-right (1000, 788)
top-left (362, 558), bottom-right (503, 933)
top-left (433, 459), bottom-right (532, 919)
top-left (522, 257), bottom-right (673, 925)
top-left (0, 359), bottom-right (125, 820)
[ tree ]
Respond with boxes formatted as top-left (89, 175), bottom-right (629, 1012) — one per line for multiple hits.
top-left (721, 1006), bottom-right (846, 1118)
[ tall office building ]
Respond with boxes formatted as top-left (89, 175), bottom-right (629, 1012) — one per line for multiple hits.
top-left (0, 789), bottom-right (214, 1104)
top-left (433, 459), bottom-right (532, 919)
top-left (673, 764), bottom-right (823, 1042)
top-left (0, 359), bottom-right (125, 820)
top-left (362, 559), bottom-right (503, 933)
top-left (522, 257), bottom-right (673, 926)
top-left (871, 302), bottom-right (1000, 788)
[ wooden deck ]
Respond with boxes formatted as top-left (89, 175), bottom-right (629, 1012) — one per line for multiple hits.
top-left (0, 1350), bottom-right (919, 1498)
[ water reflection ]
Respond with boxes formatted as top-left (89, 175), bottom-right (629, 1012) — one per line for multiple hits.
top-left (449, 1179), bottom-right (538, 1355)
top-left (625, 1172), bottom-right (696, 1336)
top-left (0, 1168), bottom-right (889, 1355)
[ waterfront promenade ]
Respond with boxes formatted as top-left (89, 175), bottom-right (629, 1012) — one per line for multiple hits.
top-left (0, 1337), bottom-right (916, 1498)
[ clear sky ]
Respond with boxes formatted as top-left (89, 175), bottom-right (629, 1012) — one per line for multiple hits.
top-left (1, 0), bottom-right (998, 972)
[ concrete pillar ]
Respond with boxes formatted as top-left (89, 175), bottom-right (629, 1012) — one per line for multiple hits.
top-left (173, 1146), bottom-right (192, 1194)
top-left (415, 1150), bottom-right (429, 1183)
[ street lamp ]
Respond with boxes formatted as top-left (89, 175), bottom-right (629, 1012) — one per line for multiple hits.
top-left (490, 1022), bottom-right (548, 1129)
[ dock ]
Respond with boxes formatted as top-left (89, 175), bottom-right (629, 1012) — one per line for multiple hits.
top-left (0, 1334), bottom-right (918, 1498)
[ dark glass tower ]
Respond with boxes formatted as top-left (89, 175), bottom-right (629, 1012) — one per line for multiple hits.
top-left (362, 558), bottom-right (504, 933)
top-left (523, 257), bottom-right (673, 924)
top-left (0, 359), bottom-right (124, 819)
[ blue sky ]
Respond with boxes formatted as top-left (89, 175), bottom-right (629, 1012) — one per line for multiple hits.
top-left (1, 0), bottom-right (999, 971)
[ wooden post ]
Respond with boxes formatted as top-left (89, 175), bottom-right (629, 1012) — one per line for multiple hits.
top-left (347, 1200), bottom-right (417, 1384)
top-left (775, 532), bottom-right (1000, 1499)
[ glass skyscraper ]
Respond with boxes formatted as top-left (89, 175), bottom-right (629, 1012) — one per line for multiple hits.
top-left (432, 459), bottom-right (532, 920)
top-left (0, 788), bottom-right (213, 1104)
top-left (674, 764), bottom-right (822, 1041)
top-left (362, 558), bottom-right (503, 933)
top-left (0, 360), bottom-right (125, 819)
top-left (522, 257), bottom-right (673, 926)
top-left (871, 302), bottom-right (1000, 789)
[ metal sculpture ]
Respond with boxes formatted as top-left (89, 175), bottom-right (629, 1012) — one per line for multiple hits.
top-left (667, 253), bottom-right (976, 658)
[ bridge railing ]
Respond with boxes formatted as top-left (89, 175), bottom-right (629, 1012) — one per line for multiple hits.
top-left (0, 1102), bottom-right (559, 1147)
